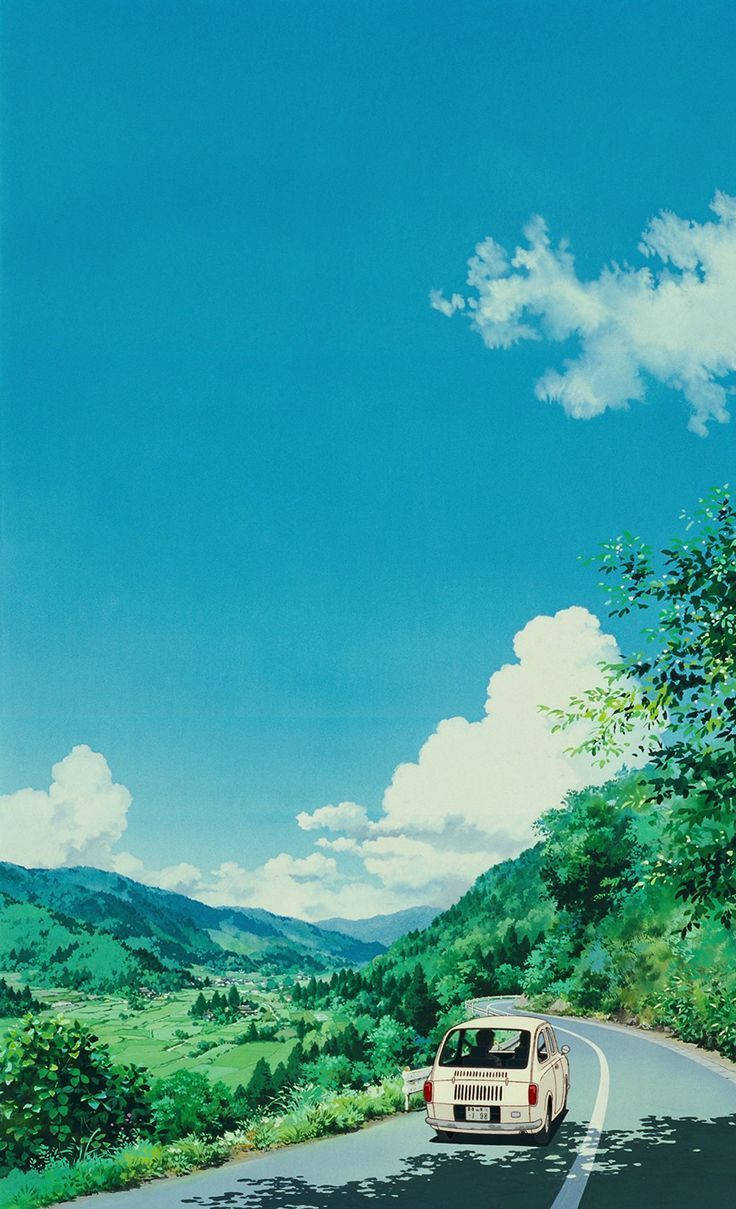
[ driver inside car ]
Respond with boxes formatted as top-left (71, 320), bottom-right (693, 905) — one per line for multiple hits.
top-left (466, 1027), bottom-right (502, 1066)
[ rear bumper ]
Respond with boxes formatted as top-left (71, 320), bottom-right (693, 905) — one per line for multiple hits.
top-left (427, 1114), bottom-right (543, 1134)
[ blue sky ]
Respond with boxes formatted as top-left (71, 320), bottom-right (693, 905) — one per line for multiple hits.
top-left (2, 0), bottom-right (735, 917)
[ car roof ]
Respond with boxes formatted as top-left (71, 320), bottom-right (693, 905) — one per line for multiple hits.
top-left (451, 1014), bottom-right (548, 1031)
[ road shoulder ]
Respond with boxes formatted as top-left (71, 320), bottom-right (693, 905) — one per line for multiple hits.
top-left (512, 997), bottom-right (736, 1086)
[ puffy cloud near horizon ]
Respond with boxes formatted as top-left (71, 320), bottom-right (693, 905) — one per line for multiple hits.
top-left (0, 608), bottom-right (648, 921)
top-left (299, 607), bottom-right (649, 910)
top-left (431, 191), bottom-right (736, 436)
top-left (0, 744), bottom-right (406, 919)
top-left (296, 800), bottom-right (371, 837)
top-left (377, 606), bottom-right (633, 842)
top-left (0, 746), bottom-right (132, 869)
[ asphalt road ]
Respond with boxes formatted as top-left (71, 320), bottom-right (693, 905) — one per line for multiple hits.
top-left (70, 1009), bottom-right (736, 1209)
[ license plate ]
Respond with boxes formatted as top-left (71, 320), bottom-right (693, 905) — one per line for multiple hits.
top-left (466, 1107), bottom-right (490, 1122)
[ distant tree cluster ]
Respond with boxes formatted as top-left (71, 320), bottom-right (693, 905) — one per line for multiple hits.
top-left (0, 977), bottom-right (46, 1017)
top-left (0, 900), bottom-right (188, 997)
top-left (189, 985), bottom-right (253, 1022)
top-left (292, 962), bottom-right (440, 1035)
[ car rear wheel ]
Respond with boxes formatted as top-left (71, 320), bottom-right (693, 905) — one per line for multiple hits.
top-left (534, 1101), bottom-right (552, 1146)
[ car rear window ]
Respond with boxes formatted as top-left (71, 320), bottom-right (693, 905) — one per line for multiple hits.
top-left (438, 1027), bottom-right (531, 1070)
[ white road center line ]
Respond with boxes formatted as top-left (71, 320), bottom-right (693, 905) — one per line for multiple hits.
top-left (548, 1025), bottom-right (610, 1209)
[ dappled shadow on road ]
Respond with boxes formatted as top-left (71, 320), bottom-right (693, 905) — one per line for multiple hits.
top-left (181, 1114), bottom-right (587, 1208)
top-left (181, 1113), bottom-right (736, 1208)
top-left (576, 1112), bottom-right (736, 1208)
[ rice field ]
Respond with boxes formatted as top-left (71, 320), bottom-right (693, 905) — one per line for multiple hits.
top-left (1, 983), bottom-right (305, 1089)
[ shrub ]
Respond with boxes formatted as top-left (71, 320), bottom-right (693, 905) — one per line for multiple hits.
top-left (148, 1069), bottom-right (239, 1142)
top-left (299, 1054), bottom-right (371, 1092)
top-left (651, 975), bottom-right (736, 1060)
top-left (365, 1016), bottom-right (415, 1079)
top-left (522, 932), bottom-right (577, 998)
top-left (0, 1016), bottom-right (151, 1174)
top-left (0, 1078), bottom-right (408, 1209)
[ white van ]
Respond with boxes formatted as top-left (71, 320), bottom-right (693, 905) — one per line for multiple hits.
top-left (423, 1013), bottom-right (570, 1145)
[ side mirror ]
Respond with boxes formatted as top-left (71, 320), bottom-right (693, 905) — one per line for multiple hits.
top-left (561, 1044), bottom-right (570, 1055)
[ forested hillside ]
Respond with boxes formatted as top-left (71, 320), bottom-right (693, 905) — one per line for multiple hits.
top-left (0, 863), bottom-right (383, 993)
top-left (297, 492), bottom-right (736, 1062)
top-left (0, 895), bottom-right (187, 995)
top-left (297, 771), bottom-right (736, 1059)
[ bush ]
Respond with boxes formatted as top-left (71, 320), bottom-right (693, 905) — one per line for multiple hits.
top-left (365, 1016), bottom-right (415, 1079)
top-left (651, 975), bottom-right (736, 1060)
top-left (0, 1016), bottom-right (151, 1174)
top-left (299, 1054), bottom-right (372, 1092)
top-left (522, 932), bottom-right (577, 999)
top-left (0, 1138), bottom-right (230, 1209)
top-left (148, 1069), bottom-right (240, 1142)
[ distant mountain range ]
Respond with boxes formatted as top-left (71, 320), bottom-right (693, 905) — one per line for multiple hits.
top-left (0, 862), bottom-right (383, 993)
top-left (316, 905), bottom-right (442, 946)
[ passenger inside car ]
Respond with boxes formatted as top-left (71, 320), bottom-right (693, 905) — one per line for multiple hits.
top-left (439, 1027), bottom-right (531, 1070)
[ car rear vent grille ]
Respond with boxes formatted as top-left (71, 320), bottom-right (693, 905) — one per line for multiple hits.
top-left (454, 1082), bottom-right (503, 1103)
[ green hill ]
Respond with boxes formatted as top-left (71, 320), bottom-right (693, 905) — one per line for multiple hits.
top-left (0, 862), bottom-right (384, 993)
top-left (377, 844), bottom-right (553, 1003)
top-left (296, 773), bottom-right (736, 1062)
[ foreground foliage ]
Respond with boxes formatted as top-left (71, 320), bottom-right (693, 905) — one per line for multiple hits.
top-left (546, 486), bottom-right (736, 928)
top-left (0, 1080), bottom-right (406, 1209)
top-left (0, 1018), bottom-right (150, 1174)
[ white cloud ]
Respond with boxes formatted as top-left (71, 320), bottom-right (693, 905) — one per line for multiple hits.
top-left (432, 192), bottom-right (736, 435)
top-left (315, 836), bottom-right (362, 854)
top-left (296, 801), bottom-right (371, 836)
top-left (0, 745), bottom-right (132, 868)
top-left (193, 853), bottom-right (411, 920)
top-left (0, 608), bottom-right (647, 922)
top-left (360, 836), bottom-right (497, 895)
top-left (300, 607), bottom-right (648, 912)
top-left (377, 606), bottom-right (633, 843)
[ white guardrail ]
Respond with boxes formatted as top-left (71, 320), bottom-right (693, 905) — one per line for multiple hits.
top-left (401, 1066), bottom-right (431, 1111)
top-left (400, 999), bottom-right (508, 1110)
top-left (465, 997), bottom-right (501, 1016)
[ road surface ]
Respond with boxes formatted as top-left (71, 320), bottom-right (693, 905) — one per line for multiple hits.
top-left (70, 1007), bottom-right (736, 1209)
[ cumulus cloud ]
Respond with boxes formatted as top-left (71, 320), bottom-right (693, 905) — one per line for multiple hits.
top-left (431, 191), bottom-right (736, 435)
top-left (192, 852), bottom-right (411, 920)
top-left (300, 607), bottom-right (648, 912)
top-left (315, 836), bottom-right (362, 854)
top-left (0, 745), bottom-right (132, 868)
top-left (0, 608), bottom-right (648, 921)
top-left (360, 836), bottom-right (496, 897)
top-left (0, 748), bottom-right (207, 900)
top-left (376, 606), bottom-right (634, 843)
top-left (296, 801), bottom-right (371, 837)
top-left (118, 858), bottom-right (205, 893)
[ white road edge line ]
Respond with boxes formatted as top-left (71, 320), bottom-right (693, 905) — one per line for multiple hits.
top-left (547, 1024), bottom-right (609, 1209)
top-left (479, 998), bottom-right (611, 1209)
top-left (486, 995), bottom-right (736, 1087)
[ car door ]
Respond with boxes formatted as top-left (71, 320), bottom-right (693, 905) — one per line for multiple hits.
top-left (545, 1026), bottom-right (564, 1112)
top-left (535, 1027), bottom-right (554, 1112)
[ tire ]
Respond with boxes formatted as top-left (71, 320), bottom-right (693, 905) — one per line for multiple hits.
top-left (534, 1101), bottom-right (552, 1146)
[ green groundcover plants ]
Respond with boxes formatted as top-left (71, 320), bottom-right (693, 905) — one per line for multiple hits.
top-left (0, 1080), bottom-right (409, 1209)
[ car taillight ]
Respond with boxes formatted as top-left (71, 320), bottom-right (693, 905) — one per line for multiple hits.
top-left (423, 1080), bottom-right (433, 1103)
top-left (528, 1083), bottom-right (538, 1106)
